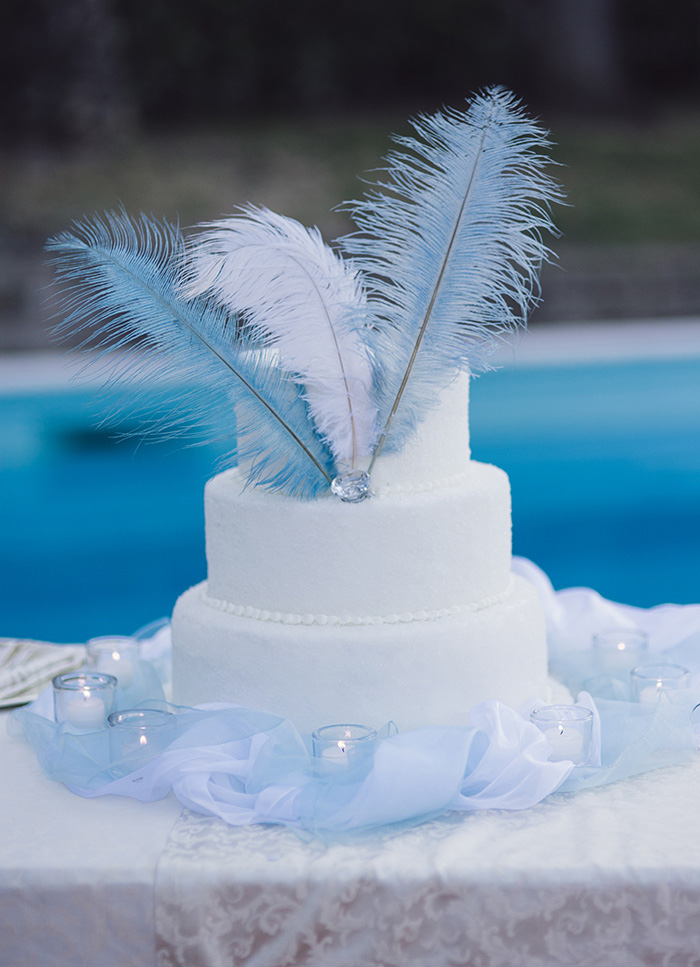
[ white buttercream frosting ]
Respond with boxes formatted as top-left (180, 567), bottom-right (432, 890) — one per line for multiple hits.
top-left (171, 374), bottom-right (550, 730)
top-left (205, 459), bottom-right (511, 618)
top-left (172, 575), bottom-right (548, 732)
top-left (367, 373), bottom-right (471, 491)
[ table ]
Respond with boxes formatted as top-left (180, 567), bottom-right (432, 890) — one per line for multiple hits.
top-left (4, 708), bottom-right (700, 967)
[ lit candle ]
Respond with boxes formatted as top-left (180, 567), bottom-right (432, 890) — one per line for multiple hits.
top-left (639, 682), bottom-right (664, 705)
top-left (321, 739), bottom-right (349, 763)
top-left (86, 636), bottom-right (138, 687)
top-left (53, 672), bottom-right (117, 731)
top-left (631, 663), bottom-right (690, 703)
top-left (64, 687), bottom-right (107, 730)
top-left (95, 649), bottom-right (134, 687)
top-left (530, 704), bottom-right (593, 766)
top-left (311, 724), bottom-right (377, 775)
top-left (543, 723), bottom-right (585, 762)
top-left (592, 628), bottom-right (648, 674)
top-left (107, 708), bottom-right (176, 775)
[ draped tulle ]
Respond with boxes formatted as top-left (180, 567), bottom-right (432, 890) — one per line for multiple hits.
top-left (9, 691), bottom-right (572, 832)
top-left (8, 560), bottom-right (700, 835)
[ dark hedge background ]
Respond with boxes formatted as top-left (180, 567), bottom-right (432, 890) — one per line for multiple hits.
top-left (3, 0), bottom-right (700, 145)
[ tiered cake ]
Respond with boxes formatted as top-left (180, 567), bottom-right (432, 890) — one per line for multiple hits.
top-left (171, 377), bottom-right (549, 732)
top-left (47, 88), bottom-right (560, 733)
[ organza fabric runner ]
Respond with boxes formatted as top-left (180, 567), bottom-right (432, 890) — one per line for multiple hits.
top-left (10, 558), bottom-right (700, 835)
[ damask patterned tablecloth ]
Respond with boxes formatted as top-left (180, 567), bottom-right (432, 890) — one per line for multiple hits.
top-left (154, 764), bottom-right (700, 967)
top-left (4, 707), bottom-right (700, 967)
top-left (0, 709), bottom-right (182, 967)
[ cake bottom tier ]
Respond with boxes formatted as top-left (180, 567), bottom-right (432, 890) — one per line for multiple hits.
top-left (171, 574), bottom-right (552, 733)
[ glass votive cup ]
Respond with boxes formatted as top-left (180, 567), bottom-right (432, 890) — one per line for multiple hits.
top-left (631, 663), bottom-right (690, 704)
top-left (691, 704), bottom-right (700, 748)
top-left (86, 636), bottom-right (140, 687)
top-left (592, 627), bottom-right (649, 674)
top-left (53, 672), bottom-right (117, 731)
top-left (311, 723), bottom-right (377, 774)
top-left (107, 708), bottom-right (176, 772)
top-left (530, 705), bottom-right (594, 764)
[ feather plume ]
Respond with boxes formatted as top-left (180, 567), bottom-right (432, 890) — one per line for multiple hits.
top-left (338, 87), bottom-right (562, 466)
top-left (47, 211), bottom-right (335, 498)
top-left (184, 206), bottom-right (377, 468)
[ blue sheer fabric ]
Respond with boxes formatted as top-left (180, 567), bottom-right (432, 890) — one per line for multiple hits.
top-left (10, 690), bottom-right (571, 832)
top-left (8, 560), bottom-right (700, 834)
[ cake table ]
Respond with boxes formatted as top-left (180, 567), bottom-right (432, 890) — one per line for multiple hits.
top-left (4, 702), bottom-right (700, 967)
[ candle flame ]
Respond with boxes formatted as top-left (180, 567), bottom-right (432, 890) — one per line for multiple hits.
top-left (139, 734), bottom-right (148, 746)
top-left (82, 687), bottom-right (91, 699)
top-left (337, 741), bottom-right (347, 754)
top-left (112, 651), bottom-right (121, 662)
top-left (558, 724), bottom-right (564, 736)
top-left (616, 642), bottom-right (626, 651)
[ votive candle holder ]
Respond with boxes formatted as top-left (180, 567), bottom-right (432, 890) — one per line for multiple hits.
top-left (530, 705), bottom-right (593, 764)
top-left (592, 627), bottom-right (649, 674)
top-left (691, 704), bottom-right (700, 748)
top-left (53, 672), bottom-right (117, 731)
top-left (631, 663), bottom-right (690, 704)
top-left (311, 723), bottom-right (377, 774)
top-left (86, 636), bottom-right (140, 687)
top-left (107, 708), bottom-right (176, 773)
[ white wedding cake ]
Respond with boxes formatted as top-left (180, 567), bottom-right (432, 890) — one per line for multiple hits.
top-left (46, 88), bottom-right (560, 734)
top-left (171, 376), bottom-right (550, 732)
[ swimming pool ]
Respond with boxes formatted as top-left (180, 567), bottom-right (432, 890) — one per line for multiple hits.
top-left (1, 334), bottom-right (699, 642)
top-left (471, 353), bottom-right (700, 610)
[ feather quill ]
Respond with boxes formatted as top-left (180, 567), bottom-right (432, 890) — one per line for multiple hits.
top-left (47, 210), bottom-right (335, 498)
top-left (184, 206), bottom-right (377, 468)
top-left (338, 87), bottom-right (562, 467)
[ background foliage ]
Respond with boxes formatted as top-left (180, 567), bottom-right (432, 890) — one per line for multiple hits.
top-left (2, 0), bottom-right (700, 350)
top-left (3, 0), bottom-right (700, 143)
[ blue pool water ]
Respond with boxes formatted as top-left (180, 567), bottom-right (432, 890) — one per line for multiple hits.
top-left (1, 356), bottom-right (699, 642)
top-left (471, 357), bottom-right (700, 610)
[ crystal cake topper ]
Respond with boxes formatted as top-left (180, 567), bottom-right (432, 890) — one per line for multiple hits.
top-left (331, 470), bottom-right (371, 503)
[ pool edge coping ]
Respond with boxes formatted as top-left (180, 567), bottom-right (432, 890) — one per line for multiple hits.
top-left (2, 316), bottom-right (700, 394)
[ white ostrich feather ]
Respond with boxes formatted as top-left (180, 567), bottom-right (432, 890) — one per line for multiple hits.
top-left (185, 206), bottom-right (377, 468)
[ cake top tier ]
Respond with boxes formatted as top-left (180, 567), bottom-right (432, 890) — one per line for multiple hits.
top-left (232, 373), bottom-right (471, 496)
top-left (358, 375), bottom-right (471, 494)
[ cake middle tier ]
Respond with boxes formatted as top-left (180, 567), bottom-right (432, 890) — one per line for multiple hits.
top-left (205, 460), bottom-right (512, 619)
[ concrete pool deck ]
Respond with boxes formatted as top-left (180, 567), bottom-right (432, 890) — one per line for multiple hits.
top-left (493, 316), bottom-right (700, 366)
top-left (1, 316), bottom-right (700, 395)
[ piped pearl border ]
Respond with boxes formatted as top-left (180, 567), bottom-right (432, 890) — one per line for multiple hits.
top-left (199, 577), bottom-right (514, 627)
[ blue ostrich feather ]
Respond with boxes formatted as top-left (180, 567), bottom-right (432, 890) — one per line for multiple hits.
top-left (47, 210), bottom-right (336, 499)
top-left (338, 87), bottom-right (563, 466)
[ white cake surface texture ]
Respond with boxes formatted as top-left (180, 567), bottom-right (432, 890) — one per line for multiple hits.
top-left (172, 377), bottom-right (553, 732)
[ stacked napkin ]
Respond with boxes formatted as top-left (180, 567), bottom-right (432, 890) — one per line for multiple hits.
top-left (0, 639), bottom-right (86, 707)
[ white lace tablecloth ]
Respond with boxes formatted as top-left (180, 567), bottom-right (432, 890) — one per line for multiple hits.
top-left (4, 709), bottom-right (700, 967)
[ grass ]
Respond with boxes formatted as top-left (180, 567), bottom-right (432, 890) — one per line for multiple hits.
top-left (2, 107), bottom-right (700, 341)
top-left (2, 108), bottom-right (700, 247)
top-left (553, 112), bottom-right (700, 244)
top-left (0, 115), bottom-right (411, 243)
